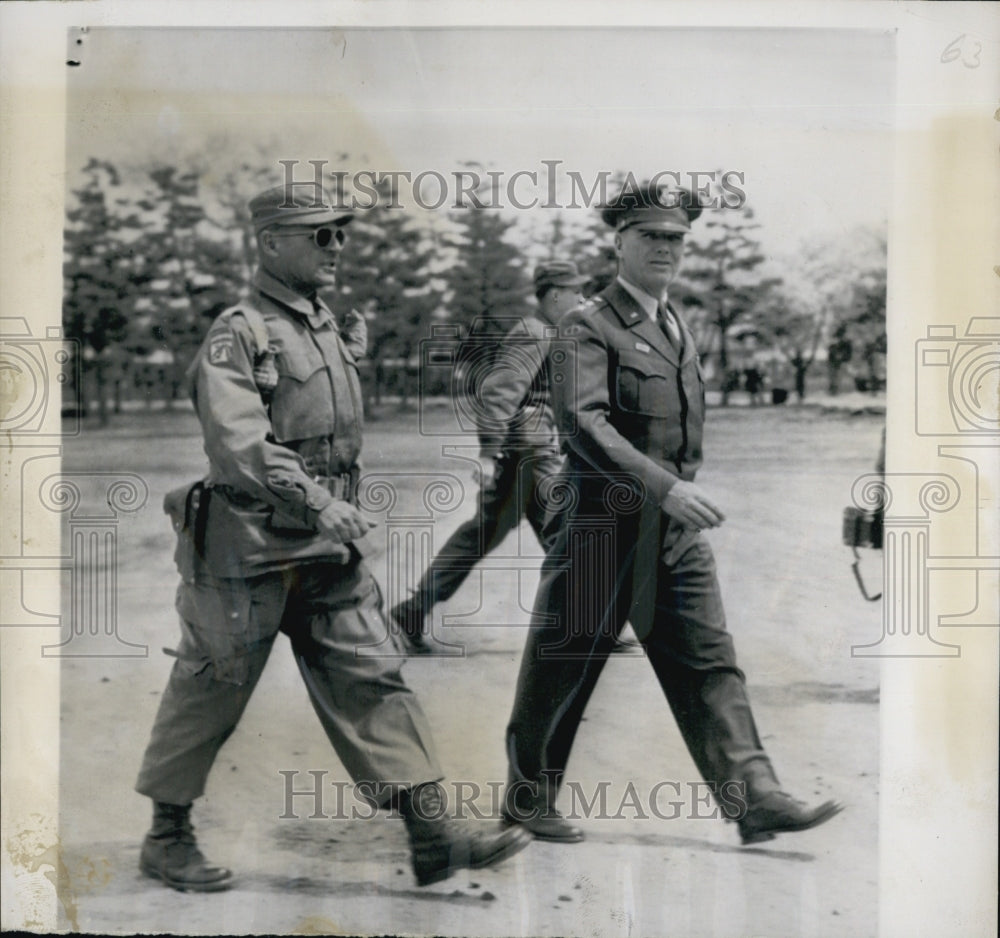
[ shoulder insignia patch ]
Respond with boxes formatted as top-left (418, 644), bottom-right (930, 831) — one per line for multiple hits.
top-left (208, 335), bottom-right (234, 364)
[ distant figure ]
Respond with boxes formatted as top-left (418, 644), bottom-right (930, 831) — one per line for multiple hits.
top-left (390, 261), bottom-right (587, 653)
top-left (744, 366), bottom-right (765, 406)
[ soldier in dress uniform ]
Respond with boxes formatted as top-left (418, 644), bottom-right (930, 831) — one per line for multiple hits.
top-left (135, 181), bottom-right (530, 892)
top-left (502, 180), bottom-right (843, 845)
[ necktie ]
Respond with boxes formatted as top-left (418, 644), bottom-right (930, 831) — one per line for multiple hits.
top-left (657, 302), bottom-right (681, 348)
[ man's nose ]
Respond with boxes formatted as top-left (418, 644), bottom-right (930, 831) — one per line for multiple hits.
top-left (323, 229), bottom-right (347, 253)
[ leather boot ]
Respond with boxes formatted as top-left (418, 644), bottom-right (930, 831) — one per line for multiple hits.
top-left (738, 792), bottom-right (843, 845)
top-left (140, 801), bottom-right (234, 892)
top-left (501, 777), bottom-right (584, 843)
top-left (400, 783), bottom-right (533, 886)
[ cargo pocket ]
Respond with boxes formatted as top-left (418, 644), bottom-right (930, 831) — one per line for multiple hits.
top-left (291, 561), bottom-right (388, 654)
top-left (174, 578), bottom-right (254, 686)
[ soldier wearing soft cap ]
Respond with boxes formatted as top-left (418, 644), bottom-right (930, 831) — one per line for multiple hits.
top-left (135, 180), bottom-right (531, 892)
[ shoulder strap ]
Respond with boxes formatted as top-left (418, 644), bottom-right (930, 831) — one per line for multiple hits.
top-left (231, 304), bottom-right (270, 360)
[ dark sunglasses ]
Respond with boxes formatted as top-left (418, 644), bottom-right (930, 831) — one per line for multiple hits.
top-left (269, 225), bottom-right (346, 249)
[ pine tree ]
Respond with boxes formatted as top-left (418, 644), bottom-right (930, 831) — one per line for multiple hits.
top-left (673, 206), bottom-right (782, 404)
top-left (137, 165), bottom-right (244, 405)
top-left (334, 180), bottom-right (444, 408)
top-left (439, 205), bottom-right (532, 400)
top-left (443, 206), bottom-right (531, 331)
top-left (63, 159), bottom-right (142, 425)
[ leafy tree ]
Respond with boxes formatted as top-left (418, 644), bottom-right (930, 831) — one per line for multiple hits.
top-left (753, 291), bottom-right (826, 402)
top-left (843, 254), bottom-right (887, 394)
top-left (827, 324), bottom-right (854, 396)
top-left (754, 226), bottom-right (887, 400)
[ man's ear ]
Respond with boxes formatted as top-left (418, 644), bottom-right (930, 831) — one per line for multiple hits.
top-left (257, 229), bottom-right (280, 258)
top-left (613, 232), bottom-right (623, 255)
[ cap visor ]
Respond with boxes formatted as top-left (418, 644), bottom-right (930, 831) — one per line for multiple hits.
top-left (265, 209), bottom-right (354, 228)
top-left (621, 220), bottom-right (690, 233)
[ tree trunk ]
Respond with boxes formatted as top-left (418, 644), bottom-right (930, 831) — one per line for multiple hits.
top-left (865, 352), bottom-right (881, 396)
top-left (95, 360), bottom-right (109, 427)
top-left (794, 358), bottom-right (808, 401)
top-left (717, 321), bottom-right (731, 406)
top-left (828, 364), bottom-right (842, 396)
top-left (399, 365), bottom-right (411, 409)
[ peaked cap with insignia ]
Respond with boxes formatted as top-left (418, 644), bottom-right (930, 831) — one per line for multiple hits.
top-left (599, 179), bottom-right (704, 233)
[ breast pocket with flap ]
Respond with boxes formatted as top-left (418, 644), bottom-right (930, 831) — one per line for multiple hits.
top-left (269, 345), bottom-right (337, 443)
top-left (614, 349), bottom-right (677, 417)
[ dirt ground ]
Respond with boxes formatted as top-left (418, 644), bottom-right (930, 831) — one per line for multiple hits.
top-left (50, 402), bottom-right (883, 937)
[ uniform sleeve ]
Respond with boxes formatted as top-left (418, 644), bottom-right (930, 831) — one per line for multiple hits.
top-left (190, 313), bottom-right (335, 526)
top-left (475, 319), bottom-right (547, 458)
top-left (553, 306), bottom-right (680, 503)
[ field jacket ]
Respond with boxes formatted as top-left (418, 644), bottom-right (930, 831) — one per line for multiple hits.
top-left (186, 268), bottom-right (368, 575)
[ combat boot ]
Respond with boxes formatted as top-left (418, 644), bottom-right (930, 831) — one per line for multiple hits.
top-left (400, 783), bottom-right (533, 886)
top-left (140, 801), bottom-right (234, 892)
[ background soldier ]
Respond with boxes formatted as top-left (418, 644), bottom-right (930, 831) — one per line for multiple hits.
top-left (135, 181), bottom-right (530, 892)
top-left (390, 261), bottom-right (587, 653)
top-left (503, 181), bottom-right (842, 846)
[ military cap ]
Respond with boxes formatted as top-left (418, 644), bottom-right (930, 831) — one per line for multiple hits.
top-left (599, 179), bottom-right (703, 232)
top-left (248, 182), bottom-right (354, 231)
top-left (533, 260), bottom-right (589, 294)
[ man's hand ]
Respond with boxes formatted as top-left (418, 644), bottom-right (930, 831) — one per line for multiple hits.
top-left (660, 480), bottom-right (726, 530)
top-left (316, 501), bottom-right (377, 544)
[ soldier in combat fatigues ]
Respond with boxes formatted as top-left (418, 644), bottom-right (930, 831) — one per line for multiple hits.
top-left (390, 262), bottom-right (587, 653)
top-left (135, 181), bottom-right (530, 892)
